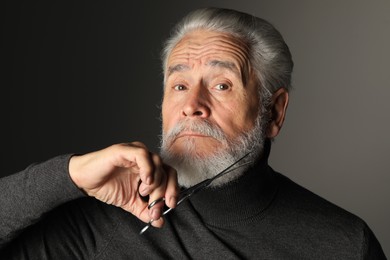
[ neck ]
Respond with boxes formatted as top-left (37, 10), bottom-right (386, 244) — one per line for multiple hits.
top-left (188, 154), bottom-right (278, 227)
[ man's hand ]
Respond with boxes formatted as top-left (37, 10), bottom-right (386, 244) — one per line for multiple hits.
top-left (68, 142), bottom-right (179, 228)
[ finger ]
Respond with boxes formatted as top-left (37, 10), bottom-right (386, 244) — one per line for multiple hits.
top-left (118, 143), bottom-right (155, 185)
top-left (130, 141), bottom-right (148, 149)
top-left (149, 153), bottom-right (164, 187)
top-left (146, 165), bottom-right (168, 220)
top-left (122, 198), bottom-right (150, 223)
top-left (137, 153), bottom-right (164, 196)
top-left (133, 149), bottom-right (165, 187)
top-left (130, 200), bottom-right (165, 228)
top-left (147, 189), bottom-right (167, 221)
top-left (164, 165), bottom-right (179, 209)
top-left (148, 198), bottom-right (165, 221)
top-left (137, 180), bottom-right (149, 202)
top-left (150, 216), bottom-right (165, 228)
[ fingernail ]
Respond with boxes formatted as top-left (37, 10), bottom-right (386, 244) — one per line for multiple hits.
top-left (146, 176), bottom-right (152, 185)
top-left (139, 187), bottom-right (149, 196)
top-left (142, 185), bottom-right (149, 193)
top-left (169, 196), bottom-right (177, 207)
top-left (151, 208), bottom-right (161, 219)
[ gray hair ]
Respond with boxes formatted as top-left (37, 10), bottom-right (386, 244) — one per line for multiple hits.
top-left (161, 7), bottom-right (294, 99)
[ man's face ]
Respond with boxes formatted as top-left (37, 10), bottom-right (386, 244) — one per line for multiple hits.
top-left (161, 30), bottom-right (260, 159)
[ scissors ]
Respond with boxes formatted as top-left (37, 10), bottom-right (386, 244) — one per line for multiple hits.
top-left (139, 151), bottom-right (252, 235)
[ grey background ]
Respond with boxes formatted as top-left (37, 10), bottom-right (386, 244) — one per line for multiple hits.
top-left (1, 0), bottom-right (389, 256)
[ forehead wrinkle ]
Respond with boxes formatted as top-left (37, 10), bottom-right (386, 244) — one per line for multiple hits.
top-left (172, 34), bottom-right (248, 60)
top-left (185, 38), bottom-right (248, 62)
top-left (195, 35), bottom-right (250, 62)
top-left (173, 44), bottom-right (248, 75)
top-left (193, 43), bottom-right (250, 84)
top-left (167, 32), bottom-right (251, 83)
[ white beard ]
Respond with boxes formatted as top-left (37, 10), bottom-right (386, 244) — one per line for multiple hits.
top-left (160, 115), bottom-right (266, 188)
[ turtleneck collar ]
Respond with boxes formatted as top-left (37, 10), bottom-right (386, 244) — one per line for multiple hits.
top-left (188, 152), bottom-right (279, 228)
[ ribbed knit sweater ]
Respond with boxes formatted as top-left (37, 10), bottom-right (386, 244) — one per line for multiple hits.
top-left (0, 155), bottom-right (386, 259)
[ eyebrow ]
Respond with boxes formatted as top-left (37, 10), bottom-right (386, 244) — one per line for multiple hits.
top-left (167, 60), bottom-right (240, 78)
top-left (208, 60), bottom-right (247, 85)
top-left (207, 60), bottom-right (239, 76)
top-left (167, 64), bottom-right (190, 77)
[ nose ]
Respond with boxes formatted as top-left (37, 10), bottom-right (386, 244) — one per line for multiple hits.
top-left (182, 86), bottom-right (210, 118)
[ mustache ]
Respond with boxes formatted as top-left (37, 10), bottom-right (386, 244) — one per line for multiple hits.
top-left (163, 119), bottom-right (228, 144)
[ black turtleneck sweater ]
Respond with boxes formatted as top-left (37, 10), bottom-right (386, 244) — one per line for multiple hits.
top-left (0, 154), bottom-right (386, 259)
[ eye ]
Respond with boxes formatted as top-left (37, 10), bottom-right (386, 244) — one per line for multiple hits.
top-left (174, 84), bottom-right (186, 91)
top-left (215, 83), bottom-right (230, 91)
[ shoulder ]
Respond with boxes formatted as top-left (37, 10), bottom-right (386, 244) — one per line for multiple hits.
top-left (268, 170), bottom-right (386, 258)
top-left (274, 170), bottom-right (363, 226)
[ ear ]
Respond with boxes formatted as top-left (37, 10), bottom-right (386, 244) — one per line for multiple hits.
top-left (266, 88), bottom-right (289, 139)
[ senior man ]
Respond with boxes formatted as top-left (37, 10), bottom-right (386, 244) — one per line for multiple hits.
top-left (0, 7), bottom-right (385, 259)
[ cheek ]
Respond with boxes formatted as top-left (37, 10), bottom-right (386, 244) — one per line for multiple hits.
top-left (240, 89), bottom-right (260, 125)
top-left (161, 98), bottom-right (178, 133)
top-left (241, 101), bottom-right (260, 130)
top-left (215, 99), bottom-right (259, 137)
top-left (212, 102), bottom-right (244, 136)
top-left (161, 99), bottom-right (170, 132)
